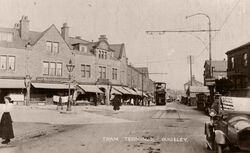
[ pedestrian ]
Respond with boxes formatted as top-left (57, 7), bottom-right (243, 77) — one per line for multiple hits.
top-left (111, 95), bottom-right (120, 111)
top-left (0, 96), bottom-right (14, 144)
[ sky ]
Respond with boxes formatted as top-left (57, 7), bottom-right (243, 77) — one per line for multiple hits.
top-left (0, 0), bottom-right (249, 90)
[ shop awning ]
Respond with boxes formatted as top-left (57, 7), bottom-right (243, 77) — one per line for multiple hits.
top-left (123, 87), bottom-right (139, 95)
top-left (0, 79), bottom-right (25, 88)
top-left (112, 86), bottom-right (131, 95)
top-left (78, 85), bottom-right (103, 93)
top-left (111, 88), bottom-right (122, 95)
top-left (32, 83), bottom-right (74, 89)
top-left (133, 88), bottom-right (148, 97)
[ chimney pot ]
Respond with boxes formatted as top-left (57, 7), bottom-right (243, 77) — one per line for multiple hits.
top-left (61, 23), bottom-right (69, 42)
top-left (99, 35), bottom-right (107, 41)
top-left (19, 15), bottom-right (29, 40)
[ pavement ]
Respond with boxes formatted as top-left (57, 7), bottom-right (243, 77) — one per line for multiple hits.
top-left (3, 104), bottom-right (163, 144)
top-left (0, 102), bottom-right (212, 153)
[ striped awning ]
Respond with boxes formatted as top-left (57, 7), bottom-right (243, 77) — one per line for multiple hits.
top-left (78, 85), bottom-right (103, 93)
top-left (112, 86), bottom-right (131, 95)
top-left (0, 79), bottom-right (25, 88)
top-left (111, 88), bottom-right (122, 95)
top-left (32, 83), bottom-right (74, 89)
top-left (134, 88), bottom-right (148, 97)
top-left (123, 87), bottom-right (139, 95)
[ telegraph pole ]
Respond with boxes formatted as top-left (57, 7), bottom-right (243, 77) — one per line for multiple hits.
top-left (188, 55), bottom-right (193, 86)
top-left (146, 13), bottom-right (219, 103)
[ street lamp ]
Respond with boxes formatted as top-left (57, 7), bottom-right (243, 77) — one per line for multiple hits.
top-left (186, 13), bottom-right (215, 102)
top-left (66, 59), bottom-right (75, 111)
top-left (186, 13), bottom-right (212, 78)
top-left (24, 75), bottom-right (31, 106)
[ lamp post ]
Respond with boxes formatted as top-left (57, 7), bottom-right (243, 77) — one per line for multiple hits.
top-left (186, 13), bottom-right (212, 78)
top-left (24, 75), bottom-right (31, 106)
top-left (186, 13), bottom-right (214, 102)
top-left (66, 59), bottom-right (75, 111)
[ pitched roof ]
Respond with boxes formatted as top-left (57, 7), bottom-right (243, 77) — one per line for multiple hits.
top-left (68, 37), bottom-right (90, 45)
top-left (110, 44), bottom-right (124, 59)
top-left (0, 25), bottom-right (68, 49)
top-left (184, 79), bottom-right (203, 86)
top-left (226, 42), bottom-right (250, 55)
top-left (135, 67), bottom-right (149, 74)
top-left (189, 86), bottom-right (209, 93)
top-left (204, 60), bottom-right (227, 71)
top-left (0, 27), bottom-right (27, 49)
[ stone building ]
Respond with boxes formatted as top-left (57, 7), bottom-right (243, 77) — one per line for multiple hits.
top-left (0, 16), bottom-right (154, 105)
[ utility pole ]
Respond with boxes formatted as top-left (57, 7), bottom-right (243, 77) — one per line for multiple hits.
top-left (146, 13), bottom-right (218, 103)
top-left (188, 55), bottom-right (194, 86)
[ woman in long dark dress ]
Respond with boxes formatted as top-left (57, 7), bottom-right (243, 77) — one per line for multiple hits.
top-left (0, 96), bottom-right (14, 144)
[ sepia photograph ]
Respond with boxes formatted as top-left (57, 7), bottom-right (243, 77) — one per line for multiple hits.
top-left (0, 0), bottom-right (250, 153)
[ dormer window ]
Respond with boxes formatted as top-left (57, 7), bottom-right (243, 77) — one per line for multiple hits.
top-left (80, 45), bottom-right (87, 53)
top-left (0, 32), bottom-right (13, 42)
top-left (98, 50), bottom-right (108, 59)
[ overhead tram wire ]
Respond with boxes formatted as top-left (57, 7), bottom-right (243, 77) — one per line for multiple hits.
top-left (195, 0), bottom-right (241, 59)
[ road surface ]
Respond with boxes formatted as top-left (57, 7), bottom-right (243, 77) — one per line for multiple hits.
top-left (1, 102), bottom-right (212, 153)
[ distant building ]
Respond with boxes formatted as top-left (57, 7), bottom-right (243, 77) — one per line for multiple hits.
top-left (184, 75), bottom-right (203, 91)
top-left (226, 42), bottom-right (250, 97)
top-left (203, 60), bottom-right (227, 85)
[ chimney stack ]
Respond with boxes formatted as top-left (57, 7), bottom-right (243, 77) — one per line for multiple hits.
top-left (61, 23), bottom-right (69, 42)
top-left (99, 35), bottom-right (107, 41)
top-left (19, 16), bottom-right (29, 40)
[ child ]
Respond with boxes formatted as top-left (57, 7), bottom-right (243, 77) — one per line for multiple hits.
top-left (0, 96), bottom-right (14, 144)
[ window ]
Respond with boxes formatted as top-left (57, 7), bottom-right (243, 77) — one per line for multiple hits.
top-left (231, 57), bottom-right (234, 69)
top-left (81, 64), bottom-right (91, 78)
top-left (86, 65), bottom-right (91, 78)
top-left (52, 42), bottom-right (59, 53)
top-left (46, 42), bottom-right (52, 52)
top-left (98, 50), bottom-right (108, 59)
top-left (43, 62), bottom-right (49, 75)
top-left (0, 56), bottom-right (7, 70)
top-left (56, 63), bottom-right (62, 76)
top-left (49, 62), bottom-right (56, 76)
top-left (0, 32), bottom-right (13, 42)
top-left (8, 56), bottom-right (15, 70)
top-left (80, 46), bottom-right (87, 53)
top-left (104, 52), bottom-right (107, 59)
top-left (99, 66), bottom-right (106, 79)
top-left (243, 53), bottom-right (248, 67)
top-left (99, 51), bottom-right (101, 58)
top-left (112, 68), bottom-right (118, 80)
top-left (43, 62), bottom-right (62, 76)
top-left (46, 41), bottom-right (59, 53)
